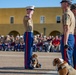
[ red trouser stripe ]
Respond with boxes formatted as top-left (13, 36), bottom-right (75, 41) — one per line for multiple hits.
top-left (74, 63), bottom-right (76, 69)
top-left (25, 32), bottom-right (28, 68)
top-left (64, 49), bottom-right (68, 62)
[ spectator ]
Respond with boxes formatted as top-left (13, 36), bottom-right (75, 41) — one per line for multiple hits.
top-left (52, 36), bottom-right (60, 52)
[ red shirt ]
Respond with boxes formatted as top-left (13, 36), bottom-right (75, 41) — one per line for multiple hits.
top-left (52, 39), bottom-right (60, 46)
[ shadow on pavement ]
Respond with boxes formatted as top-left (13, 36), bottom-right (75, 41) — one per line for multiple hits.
top-left (0, 67), bottom-right (57, 74)
top-left (0, 67), bottom-right (55, 71)
top-left (0, 71), bottom-right (57, 74)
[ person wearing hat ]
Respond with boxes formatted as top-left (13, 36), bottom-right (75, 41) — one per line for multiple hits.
top-left (71, 3), bottom-right (76, 69)
top-left (60, 0), bottom-right (75, 67)
top-left (23, 6), bottom-right (34, 69)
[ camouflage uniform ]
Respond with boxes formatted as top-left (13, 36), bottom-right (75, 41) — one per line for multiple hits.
top-left (71, 4), bottom-right (76, 69)
top-left (60, 0), bottom-right (75, 67)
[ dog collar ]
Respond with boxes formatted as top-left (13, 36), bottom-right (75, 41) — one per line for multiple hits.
top-left (58, 65), bottom-right (66, 71)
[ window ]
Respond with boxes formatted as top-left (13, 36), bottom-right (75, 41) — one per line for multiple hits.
top-left (56, 16), bottom-right (61, 23)
top-left (10, 16), bottom-right (14, 24)
top-left (40, 16), bottom-right (45, 24)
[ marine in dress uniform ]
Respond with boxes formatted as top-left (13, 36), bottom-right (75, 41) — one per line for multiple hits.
top-left (71, 3), bottom-right (76, 69)
top-left (60, 0), bottom-right (75, 67)
top-left (23, 6), bottom-right (34, 69)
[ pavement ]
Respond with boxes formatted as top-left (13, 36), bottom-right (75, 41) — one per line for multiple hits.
top-left (0, 51), bottom-right (61, 75)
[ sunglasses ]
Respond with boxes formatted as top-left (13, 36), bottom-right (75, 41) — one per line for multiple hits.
top-left (27, 9), bottom-right (34, 11)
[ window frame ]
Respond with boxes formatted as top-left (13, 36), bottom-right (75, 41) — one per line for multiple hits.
top-left (10, 16), bottom-right (14, 24)
top-left (56, 16), bottom-right (61, 23)
top-left (40, 16), bottom-right (45, 24)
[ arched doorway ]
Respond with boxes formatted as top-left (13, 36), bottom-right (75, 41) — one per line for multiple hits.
top-left (8, 31), bottom-right (20, 37)
top-left (33, 31), bottom-right (40, 35)
top-left (49, 31), bottom-right (61, 36)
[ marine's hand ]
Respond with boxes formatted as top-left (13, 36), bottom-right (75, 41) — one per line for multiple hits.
top-left (64, 44), bottom-right (68, 49)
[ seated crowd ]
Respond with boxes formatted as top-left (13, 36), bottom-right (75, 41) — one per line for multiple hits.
top-left (33, 34), bottom-right (61, 52)
top-left (0, 34), bottom-right (61, 52)
top-left (0, 35), bottom-right (25, 51)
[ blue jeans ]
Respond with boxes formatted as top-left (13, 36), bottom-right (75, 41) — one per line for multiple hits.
top-left (61, 34), bottom-right (75, 67)
top-left (24, 32), bottom-right (33, 69)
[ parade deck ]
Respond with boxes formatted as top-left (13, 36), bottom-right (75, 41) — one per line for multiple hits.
top-left (0, 51), bottom-right (61, 75)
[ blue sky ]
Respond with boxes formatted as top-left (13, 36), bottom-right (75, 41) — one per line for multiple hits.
top-left (0, 0), bottom-right (76, 8)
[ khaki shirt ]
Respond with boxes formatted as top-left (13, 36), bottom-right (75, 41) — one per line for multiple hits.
top-left (23, 15), bottom-right (33, 32)
top-left (62, 8), bottom-right (75, 34)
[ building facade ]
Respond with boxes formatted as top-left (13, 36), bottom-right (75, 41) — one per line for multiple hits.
top-left (0, 7), bottom-right (63, 37)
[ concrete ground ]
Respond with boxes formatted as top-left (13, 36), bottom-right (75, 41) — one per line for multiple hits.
top-left (0, 51), bottom-right (61, 75)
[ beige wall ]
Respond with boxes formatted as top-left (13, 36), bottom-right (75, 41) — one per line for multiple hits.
top-left (0, 7), bottom-right (63, 36)
top-left (0, 8), bottom-right (25, 24)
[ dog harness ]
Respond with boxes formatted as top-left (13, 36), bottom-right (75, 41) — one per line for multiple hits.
top-left (58, 65), bottom-right (66, 71)
top-left (58, 65), bottom-right (69, 75)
